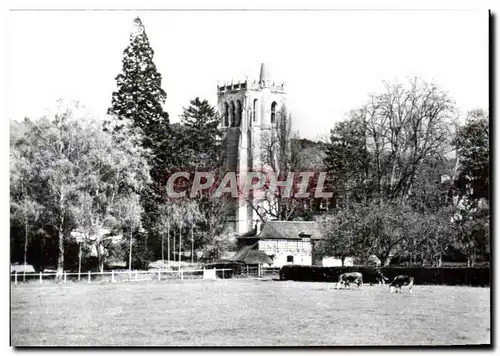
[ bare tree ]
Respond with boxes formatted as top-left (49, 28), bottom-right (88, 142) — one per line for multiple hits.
top-left (368, 78), bottom-right (455, 202)
top-left (247, 106), bottom-right (304, 221)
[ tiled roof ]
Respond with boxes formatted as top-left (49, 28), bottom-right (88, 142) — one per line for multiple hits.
top-left (243, 250), bottom-right (273, 265)
top-left (232, 244), bottom-right (256, 261)
top-left (255, 221), bottom-right (324, 240)
top-left (232, 243), bottom-right (273, 265)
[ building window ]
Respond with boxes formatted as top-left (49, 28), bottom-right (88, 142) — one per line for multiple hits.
top-left (253, 99), bottom-right (258, 122)
top-left (224, 102), bottom-right (229, 127)
top-left (230, 101), bottom-right (235, 127)
top-left (271, 101), bottom-right (277, 124)
top-left (236, 100), bottom-right (242, 127)
top-left (287, 255), bottom-right (294, 263)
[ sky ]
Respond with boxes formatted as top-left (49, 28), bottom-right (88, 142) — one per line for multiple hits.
top-left (6, 9), bottom-right (489, 140)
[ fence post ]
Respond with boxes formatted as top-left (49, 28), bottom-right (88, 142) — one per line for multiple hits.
top-left (39, 271), bottom-right (42, 284)
top-left (135, 271), bottom-right (138, 281)
top-left (181, 269), bottom-right (184, 280)
top-left (222, 269), bottom-right (225, 280)
top-left (15, 271), bottom-right (17, 285)
top-left (64, 271), bottom-right (67, 284)
top-left (111, 270), bottom-right (115, 283)
top-left (88, 271), bottom-right (91, 284)
top-left (78, 269), bottom-right (81, 282)
top-left (158, 270), bottom-right (161, 281)
top-left (247, 266), bottom-right (249, 277)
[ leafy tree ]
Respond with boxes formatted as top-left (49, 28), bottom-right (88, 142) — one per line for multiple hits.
top-left (195, 192), bottom-right (233, 260)
top-left (153, 202), bottom-right (175, 264)
top-left (406, 156), bottom-right (455, 213)
top-left (317, 206), bottom-right (362, 266)
top-left (318, 201), bottom-right (427, 266)
top-left (406, 207), bottom-right (456, 266)
top-left (10, 196), bottom-right (42, 280)
top-left (201, 230), bottom-right (236, 262)
top-left (13, 106), bottom-right (87, 279)
top-left (453, 109), bottom-right (489, 202)
top-left (77, 117), bottom-right (151, 272)
top-left (324, 112), bottom-right (371, 206)
top-left (115, 193), bottom-right (144, 272)
top-left (448, 109), bottom-right (490, 265)
top-left (156, 98), bottom-right (232, 263)
top-left (10, 103), bottom-right (151, 277)
top-left (10, 140), bottom-right (43, 278)
top-left (451, 200), bottom-right (489, 266)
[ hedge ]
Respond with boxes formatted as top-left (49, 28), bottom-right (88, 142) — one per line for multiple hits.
top-left (279, 265), bottom-right (490, 287)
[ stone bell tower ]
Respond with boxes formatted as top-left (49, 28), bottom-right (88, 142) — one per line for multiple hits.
top-left (217, 63), bottom-right (287, 234)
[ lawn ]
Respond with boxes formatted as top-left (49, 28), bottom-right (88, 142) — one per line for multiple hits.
top-left (10, 279), bottom-right (490, 346)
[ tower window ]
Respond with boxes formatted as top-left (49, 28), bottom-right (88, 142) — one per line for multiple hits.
top-left (287, 255), bottom-right (294, 263)
top-left (230, 101), bottom-right (235, 127)
top-left (271, 101), bottom-right (277, 124)
top-left (224, 102), bottom-right (229, 127)
top-left (253, 99), bottom-right (258, 122)
top-left (236, 100), bottom-right (242, 127)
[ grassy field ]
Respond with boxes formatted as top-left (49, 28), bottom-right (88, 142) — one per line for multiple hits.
top-left (11, 279), bottom-right (490, 346)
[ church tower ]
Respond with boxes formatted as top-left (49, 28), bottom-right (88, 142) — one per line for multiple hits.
top-left (217, 63), bottom-right (287, 234)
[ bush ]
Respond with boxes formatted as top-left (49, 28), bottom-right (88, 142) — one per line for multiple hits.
top-left (279, 265), bottom-right (490, 286)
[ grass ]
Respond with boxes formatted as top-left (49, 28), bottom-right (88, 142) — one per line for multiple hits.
top-left (11, 279), bottom-right (490, 346)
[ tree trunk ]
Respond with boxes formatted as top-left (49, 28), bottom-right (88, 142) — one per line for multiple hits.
top-left (56, 221), bottom-right (65, 281)
top-left (341, 256), bottom-right (345, 267)
top-left (191, 226), bottom-right (194, 264)
top-left (129, 229), bottom-right (133, 273)
top-left (178, 223), bottom-right (183, 270)
top-left (161, 232), bottom-right (164, 263)
top-left (382, 255), bottom-right (391, 267)
top-left (467, 255), bottom-right (474, 267)
top-left (99, 249), bottom-right (105, 273)
top-left (23, 222), bottom-right (28, 282)
top-left (172, 229), bottom-right (176, 263)
top-left (167, 223), bottom-right (170, 267)
top-left (56, 189), bottom-right (66, 281)
top-left (438, 253), bottom-right (442, 267)
top-left (390, 160), bottom-right (397, 198)
top-left (97, 243), bottom-right (104, 273)
top-left (78, 242), bottom-right (82, 281)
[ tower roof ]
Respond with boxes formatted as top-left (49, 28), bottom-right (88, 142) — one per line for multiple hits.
top-left (259, 63), bottom-right (270, 84)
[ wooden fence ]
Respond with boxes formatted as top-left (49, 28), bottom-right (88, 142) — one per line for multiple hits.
top-left (10, 268), bottom-right (233, 285)
top-left (10, 266), bottom-right (281, 285)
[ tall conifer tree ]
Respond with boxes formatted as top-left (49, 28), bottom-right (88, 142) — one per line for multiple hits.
top-left (107, 17), bottom-right (172, 176)
top-left (180, 97), bottom-right (223, 170)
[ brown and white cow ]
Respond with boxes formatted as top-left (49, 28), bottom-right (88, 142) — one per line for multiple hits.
top-left (336, 272), bottom-right (363, 289)
top-left (389, 275), bottom-right (414, 293)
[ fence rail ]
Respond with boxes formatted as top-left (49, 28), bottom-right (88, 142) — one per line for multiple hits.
top-left (10, 268), bottom-right (235, 285)
top-left (10, 266), bottom-right (281, 285)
